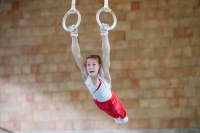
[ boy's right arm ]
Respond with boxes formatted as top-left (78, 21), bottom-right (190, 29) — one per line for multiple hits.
top-left (70, 26), bottom-right (88, 81)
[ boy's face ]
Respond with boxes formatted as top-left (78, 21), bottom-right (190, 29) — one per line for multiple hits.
top-left (86, 58), bottom-right (101, 77)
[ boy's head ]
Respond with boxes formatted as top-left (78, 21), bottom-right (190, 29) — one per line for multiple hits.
top-left (85, 55), bottom-right (102, 76)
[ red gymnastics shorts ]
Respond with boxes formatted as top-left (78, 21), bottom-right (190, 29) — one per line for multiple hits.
top-left (93, 91), bottom-right (127, 119)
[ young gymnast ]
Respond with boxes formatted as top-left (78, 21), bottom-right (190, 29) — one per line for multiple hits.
top-left (69, 24), bottom-right (128, 124)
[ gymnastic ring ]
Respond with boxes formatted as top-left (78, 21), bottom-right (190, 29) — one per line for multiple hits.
top-left (62, 9), bottom-right (81, 32)
top-left (96, 7), bottom-right (117, 31)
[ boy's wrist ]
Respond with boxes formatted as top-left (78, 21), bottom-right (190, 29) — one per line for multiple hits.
top-left (70, 32), bottom-right (78, 37)
top-left (100, 31), bottom-right (108, 36)
top-left (100, 23), bottom-right (109, 36)
top-left (69, 25), bottom-right (78, 37)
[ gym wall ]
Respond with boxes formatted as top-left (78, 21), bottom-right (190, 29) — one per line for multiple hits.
top-left (0, 0), bottom-right (200, 131)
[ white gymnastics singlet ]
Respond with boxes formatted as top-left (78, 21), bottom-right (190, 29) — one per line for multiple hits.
top-left (84, 75), bottom-right (112, 102)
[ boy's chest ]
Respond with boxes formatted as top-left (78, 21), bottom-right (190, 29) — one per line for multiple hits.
top-left (86, 78), bottom-right (106, 94)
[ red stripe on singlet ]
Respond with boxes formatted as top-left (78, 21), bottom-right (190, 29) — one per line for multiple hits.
top-left (93, 79), bottom-right (102, 94)
top-left (99, 78), bottom-right (106, 87)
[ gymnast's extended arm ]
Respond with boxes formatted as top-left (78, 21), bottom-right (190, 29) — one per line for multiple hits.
top-left (101, 24), bottom-right (111, 83)
top-left (70, 26), bottom-right (88, 80)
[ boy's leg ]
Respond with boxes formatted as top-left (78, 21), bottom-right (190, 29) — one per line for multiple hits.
top-left (111, 92), bottom-right (127, 118)
top-left (93, 99), bottom-right (119, 118)
top-left (93, 93), bottom-right (129, 124)
top-left (111, 91), bottom-right (129, 123)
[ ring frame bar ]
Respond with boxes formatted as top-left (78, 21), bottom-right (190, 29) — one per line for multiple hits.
top-left (62, 0), bottom-right (81, 32)
top-left (96, 0), bottom-right (117, 31)
top-left (104, 0), bottom-right (108, 8)
top-left (71, 0), bottom-right (76, 10)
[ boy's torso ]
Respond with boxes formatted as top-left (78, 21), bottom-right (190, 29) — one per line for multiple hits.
top-left (85, 75), bottom-right (112, 102)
